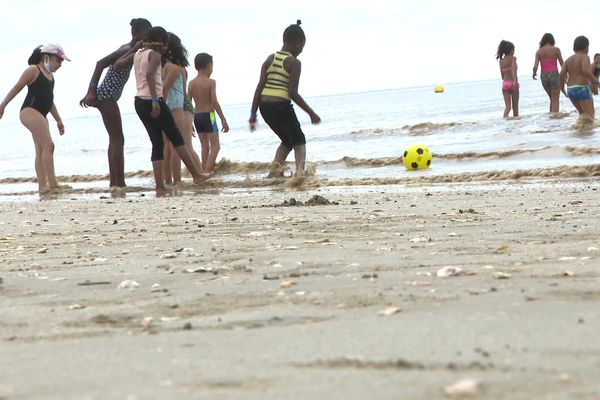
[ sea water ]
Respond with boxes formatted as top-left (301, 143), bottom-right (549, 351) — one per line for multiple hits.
top-left (1, 78), bottom-right (599, 196)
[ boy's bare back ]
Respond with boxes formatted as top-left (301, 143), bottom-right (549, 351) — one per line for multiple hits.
top-left (564, 53), bottom-right (593, 86)
top-left (188, 75), bottom-right (215, 113)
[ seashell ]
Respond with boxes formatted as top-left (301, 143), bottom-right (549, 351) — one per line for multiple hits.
top-left (443, 378), bottom-right (481, 397)
top-left (378, 306), bottom-right (401, 316)
top-left (117, 280), bottom-right (140, 290)
top-left (280, 281), bottom-right (296, 289)
top-left (160, 253), bottom-right (177, 259)
top-left (437, 266), bottom-right (463, 278)
top-left (36, 247), bottom-right (48, 254)
top-left (69, 304), bottom-right (85, 310)
top-left (493, 272), bottom-right (512, 279)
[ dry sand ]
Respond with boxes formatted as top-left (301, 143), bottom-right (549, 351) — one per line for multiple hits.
top-left (1, 179), bottom-right (600, 399)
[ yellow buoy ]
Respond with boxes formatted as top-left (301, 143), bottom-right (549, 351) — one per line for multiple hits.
top-left (434, 85), bottom-right (445, 93)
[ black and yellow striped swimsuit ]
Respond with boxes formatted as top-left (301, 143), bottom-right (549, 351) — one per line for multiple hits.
top-left (261, 51), bottom-right (292, 100)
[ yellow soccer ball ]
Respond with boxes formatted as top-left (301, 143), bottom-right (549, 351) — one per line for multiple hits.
top-left (403, 144), bottom-right (432, 170)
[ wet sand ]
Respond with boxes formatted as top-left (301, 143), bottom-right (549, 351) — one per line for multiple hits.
top-left (1, 179), bottom-right (600, 399)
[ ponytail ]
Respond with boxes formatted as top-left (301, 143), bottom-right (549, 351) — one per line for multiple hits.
top-left (496, 40), bottom-right (514, 60)
top-left (28, 46), bottom-right (43, 65)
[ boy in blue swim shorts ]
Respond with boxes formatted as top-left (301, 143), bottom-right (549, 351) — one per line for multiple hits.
top-left (188, 53), bottom-right (229, 174)
top-left (560, 35), bottom-right (598, 122)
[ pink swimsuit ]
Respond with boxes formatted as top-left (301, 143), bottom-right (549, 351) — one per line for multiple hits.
top-left (540, 58), bottom-right (558, 73)
top-left (501, 67), bottom-right (518, 91)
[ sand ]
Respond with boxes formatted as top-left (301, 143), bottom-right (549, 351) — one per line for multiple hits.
top-left (1, 179), bottom-right (600, 399)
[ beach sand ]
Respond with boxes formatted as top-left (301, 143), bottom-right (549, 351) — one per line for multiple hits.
top-left (1, 179), bottom-right (599, 399)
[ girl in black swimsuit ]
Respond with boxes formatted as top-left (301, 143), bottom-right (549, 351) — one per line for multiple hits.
top-left (0, 44), bottom-right (69, 193)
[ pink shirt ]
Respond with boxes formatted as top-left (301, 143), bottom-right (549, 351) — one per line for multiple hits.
top-left (134, 48), bottom-right (163, 99)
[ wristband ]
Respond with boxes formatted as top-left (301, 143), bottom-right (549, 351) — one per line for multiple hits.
top-left (152, 97), bottom-right (160, 103)
top-left (0, 99), bottom-right (7, 106)
top-left (250, 112), bottom-right (257, 118)
top-left (89, 82), bottom-right (98, 89)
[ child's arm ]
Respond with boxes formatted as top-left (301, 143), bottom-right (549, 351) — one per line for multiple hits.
top-left (557, 48), bottom-right (564, 68)
top-left (559, 64), bottom-right (568, 97)
top-left (210, 80), bottom-right (229, 132)
top-left (0, 66), bottom-right (37, 119)
top-left (80, 43), bottom-right (131, 108)
top-left (249, 56), bottom-right (272, 131)
top-left (114, 41), bottom-right (143, 70)
top-left (287, 59), bottom-right (320, 124)
top-left (532, 51), bottom-right (540, 79)
top-left (512, 57), bottom-right (518, 84)
top-left (49, 103), bottom-right (65, 135)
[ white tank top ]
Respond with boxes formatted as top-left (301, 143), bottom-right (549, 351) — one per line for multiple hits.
top-left (134, 48), bottom-right (163, 99)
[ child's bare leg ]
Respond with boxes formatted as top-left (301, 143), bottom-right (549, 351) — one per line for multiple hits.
top-left (20, 108), bottom-right (58, 191)
top-left (550, 89), bottom-right (560, 113)
top-left (502, 90), bottom-right (512, 118)
top-left (268, 143), bottom-right (291, 178)
top-left (183, 112), bottom-right (202, 172)
top-left (170, 109), bottom-right (184, 182)
top-left (511, 88), bottom-right (519, 117)
top-left (174, 145), bottom-right (209, 184)
top-left (580, 99), bottom-right (595, 121)
top-left (170, 149), bottom-right (182, 183)
top-left (293, 144), bottom-right (306, 176)
top-left (198, 133), bottom-right (210, 172)
top-left (205, 133), bottom-right (220, 174)
top-left (163, 134), bottom-right (173, 184)
top-left (152, 160), bottom-right (168, 196)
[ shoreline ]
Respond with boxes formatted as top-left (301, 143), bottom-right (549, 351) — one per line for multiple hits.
top-left (1, 178), bottom-right (599, 399)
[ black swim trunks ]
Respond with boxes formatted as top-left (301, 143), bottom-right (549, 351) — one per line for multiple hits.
top-left (259, 101), bottom-right (305, 148)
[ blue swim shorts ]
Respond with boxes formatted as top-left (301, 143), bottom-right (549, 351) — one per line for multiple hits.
top-left (567, 85), bottom-right (592, 103)
top-left (194, 112), bottom-right (219, 134)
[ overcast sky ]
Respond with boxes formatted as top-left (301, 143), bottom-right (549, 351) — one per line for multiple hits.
top-left (1, 0), bottom-right (599, 123)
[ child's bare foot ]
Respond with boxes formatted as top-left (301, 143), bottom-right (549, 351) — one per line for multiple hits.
top-left (193, 172), bottom-right (212, 185)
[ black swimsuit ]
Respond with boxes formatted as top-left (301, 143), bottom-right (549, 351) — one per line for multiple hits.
top-left (21, 66), bottom-right (54, 117)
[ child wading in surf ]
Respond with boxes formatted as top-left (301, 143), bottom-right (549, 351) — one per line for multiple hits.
top-left (497, 40), bottom-right (519, 118)
top-left (249, 20), bottom-right (321, 177)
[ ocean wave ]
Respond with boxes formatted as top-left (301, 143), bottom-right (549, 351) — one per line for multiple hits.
top-left (566, 146), bottom-right (600, 156)
top-left (2, 146), bottom-right (595, 186)
top-left (402, 122), bottom-right (462, 136)
top-left (348, 122), bottom-right (464, 138)
top-left (2, 164), bottom-right (599, 197)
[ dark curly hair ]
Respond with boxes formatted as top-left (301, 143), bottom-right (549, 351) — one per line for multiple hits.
top-left (164, 32), bottom-right (189, 67)
top-left (496, 40), bottom-right (515, 60)
top-left (283, 20), bottom-right (305, 44)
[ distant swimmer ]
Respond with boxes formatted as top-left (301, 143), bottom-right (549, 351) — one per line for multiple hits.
top-left (249, 20), bottom-right (321, 178)
top-left (497, 40), bottom-right (519, 118)
top-left (79, 18), bottom-right (152, 189)
top-left (532, 33), bottom-right (564, 113)
top-left (559, 36), bottom-right (598, 122)
top-left (0, 44), bottom-right (70, 194)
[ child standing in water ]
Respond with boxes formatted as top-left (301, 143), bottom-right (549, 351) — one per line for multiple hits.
top-left (188, 53), bottom-right (229, 175)
top-left (249, 20), bottom-right (321, 177)
top-left (80, 18), bottom-right (152, 188)
top-left (131, 26), bottom-right (208, 196)
top-left (497, 40), bottom-right (519, 118)
top-left (559, 36), bottom-right (598, 122)
top-left (0, 44), bottom-right (70, 193)
top-left (532, 33), bottom-right (564, 113)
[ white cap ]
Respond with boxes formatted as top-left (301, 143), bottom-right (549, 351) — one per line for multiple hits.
top-left (40, 43), bottom-right (70, 61)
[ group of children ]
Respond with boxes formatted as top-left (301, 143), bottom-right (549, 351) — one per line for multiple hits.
top-left (0, 19), bottom-right (318, 195)
top-left (497, 33), bottom-right (599, 121)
